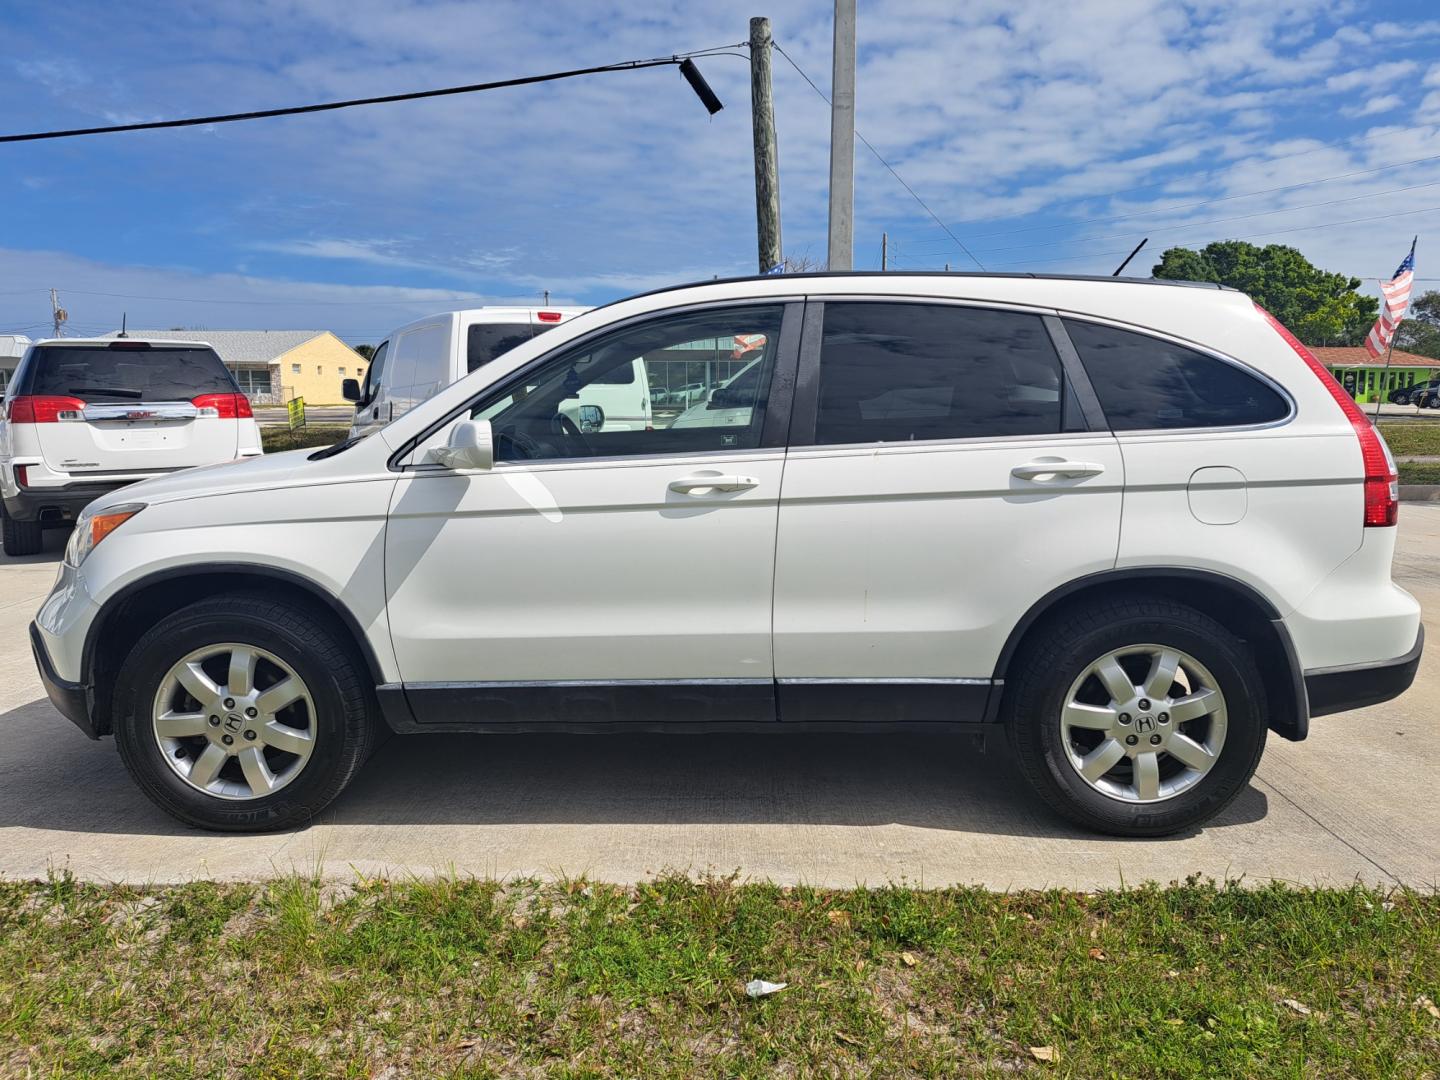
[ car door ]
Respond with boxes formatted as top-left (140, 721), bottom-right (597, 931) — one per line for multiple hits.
top-left (384, 300), bottom-right (801, 726)
top-left (352, 339), bottom-right (390, 435)
top-left (772, 299), bottom-right (1124, 723)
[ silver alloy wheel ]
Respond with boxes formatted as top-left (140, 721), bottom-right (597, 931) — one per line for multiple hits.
top-left (151, 643), bottom-right (317, 801)
top-left (1059, 643), bottom-right (1228, 804)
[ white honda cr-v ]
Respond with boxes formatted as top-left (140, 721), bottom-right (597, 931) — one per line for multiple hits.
top-left (29, 274), bottom-right (1423, 835)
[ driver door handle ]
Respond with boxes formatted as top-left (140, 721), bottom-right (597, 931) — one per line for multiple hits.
top-left (669, 474), bottom-right (760, 494)
top-left (1011, 460), bottom-right (1106, 481)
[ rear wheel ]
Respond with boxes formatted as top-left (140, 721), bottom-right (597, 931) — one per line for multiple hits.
top-left (0, 503), bottom-right (43, 557)
top-left (1005, 597), bottom-right (1267, 836)
top-left (114, 594), bottom-right (375, 831)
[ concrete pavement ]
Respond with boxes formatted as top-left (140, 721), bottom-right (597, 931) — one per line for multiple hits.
top-left (1, 510), bottom-right (1436, 889)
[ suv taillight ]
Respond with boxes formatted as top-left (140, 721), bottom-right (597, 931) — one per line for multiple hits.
top-left (1257, 304), bottom-right (1398, 528)
top-left (191, 393), bottom-right (254, 419)
top-left (6, 396), bottom-right (87, 424)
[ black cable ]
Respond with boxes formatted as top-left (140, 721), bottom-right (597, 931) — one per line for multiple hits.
top-left (771, 42), bottom-right (986, 271)
top-left (0, 47), bottom-right (743, 143)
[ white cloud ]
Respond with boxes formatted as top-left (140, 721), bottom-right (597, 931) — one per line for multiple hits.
top-left (1342, 94), bottom-right (1405, 118)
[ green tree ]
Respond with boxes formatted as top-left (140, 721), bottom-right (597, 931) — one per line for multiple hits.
top-left (354, 343), bottom-right (376, 361)
top-left (1152, 241), bottom-right (1378, 346)
top-left (1394, 291), bottom-right (1440, 360)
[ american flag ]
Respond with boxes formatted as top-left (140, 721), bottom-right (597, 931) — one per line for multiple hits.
top-left (1363, 238), bottom-right (1417, 359)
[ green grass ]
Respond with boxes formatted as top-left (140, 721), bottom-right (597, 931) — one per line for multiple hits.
top-left (1399, 461), bottom-right (1440, 485)
top-left (1379, 422), bottom-right (1440, 458)
top-left (260, 424), bottom-right (352, 453)
top-left (2, 873), bottom-right (1436, 1077)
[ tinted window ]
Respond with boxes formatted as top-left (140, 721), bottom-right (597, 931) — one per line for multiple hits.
top-left (22, 345), bottom-right (237, 402)
top-left (468, 322), bottom-right (557, 373)
top-left (474, 306), bottom-right (785, 461)
top-left (813, 303), bottom-right (1069, 445)
top-left (1064, 320), bottom-right (1289, 430)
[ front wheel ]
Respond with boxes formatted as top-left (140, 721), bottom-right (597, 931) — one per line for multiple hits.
top-left (1005, 598), bottom-right (1267, 836)
top-left (114, 594), bottom-right (375, 831)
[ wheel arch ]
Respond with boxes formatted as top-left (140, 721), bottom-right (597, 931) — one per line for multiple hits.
top-left (987, 567), bottom-right (1308, 741)
top-left (83, 563), bottom-right (387, 738)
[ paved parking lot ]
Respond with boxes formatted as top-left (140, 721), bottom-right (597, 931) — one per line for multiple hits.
top-left (1, 508), bottom-right (1436, 889)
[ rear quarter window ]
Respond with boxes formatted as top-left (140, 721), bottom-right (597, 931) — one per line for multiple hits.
top-left (1064, 319), bottom-right (1290, 431)
top-left (21, 345), bottom-right (237, 401)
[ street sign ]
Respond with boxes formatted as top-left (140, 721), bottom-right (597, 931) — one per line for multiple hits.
top-left (287, 396), bottom-right (306, 431)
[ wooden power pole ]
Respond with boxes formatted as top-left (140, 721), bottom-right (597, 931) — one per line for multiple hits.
top-left (749, 16), bottom-right (782, 273)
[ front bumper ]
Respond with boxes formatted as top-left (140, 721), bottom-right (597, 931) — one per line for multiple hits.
top-left (30, 621), bottom-right (98, 739)
top-left (4, 482), bottom-right (131, 523)
top-left (1304, 625), bottom-right (1425, 718)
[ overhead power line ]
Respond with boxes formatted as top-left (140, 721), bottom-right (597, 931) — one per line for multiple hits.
top-left (983, 202), bottom-right (1440, 270)
top-left (896, 151), bottom-right (1440, 253)
top-left (0, 46), bottom-right (743, 143)
top-left (963, 175), bottom-right (1440, 257)
top-left (771, 41), bottom-right (985, 270)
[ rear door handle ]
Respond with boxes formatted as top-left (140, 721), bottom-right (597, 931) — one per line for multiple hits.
top-left (669, 474), bottom-right (760, 494)
top-left (1011, 460), bottom-right (1106, 481)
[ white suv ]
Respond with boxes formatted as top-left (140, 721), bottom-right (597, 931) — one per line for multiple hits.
top-left (28, 275), bottom-right (1423, 835)
top-left (1, 338), bottom-right (263, 556)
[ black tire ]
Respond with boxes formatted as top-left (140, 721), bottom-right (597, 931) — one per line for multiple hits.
top-left (1004, 596), bottom-right (1267, 837)
top-left (113, 594), bottom-right (375, 832)
top-left (1, 503), bottom-right (43, 557)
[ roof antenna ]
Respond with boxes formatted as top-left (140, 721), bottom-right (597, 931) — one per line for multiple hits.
top-left (118, 312), bottom-right (128, 338)
top-left (1112, 238), bottom-right (1148, 277)
top-left (543, 290), bottom-right (550, 307)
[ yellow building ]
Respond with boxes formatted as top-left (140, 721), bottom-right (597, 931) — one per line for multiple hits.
top-left (104, 329), bottom-right (368, 405)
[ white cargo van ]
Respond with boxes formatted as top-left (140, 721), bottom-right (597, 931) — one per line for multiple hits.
top-left (344, 307), bottom-right (654, 438)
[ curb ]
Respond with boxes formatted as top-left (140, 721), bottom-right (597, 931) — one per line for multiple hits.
top-left (1400, 485), bottom-right (1440, 502)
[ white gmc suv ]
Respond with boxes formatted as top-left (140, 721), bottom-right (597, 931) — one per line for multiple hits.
top-left (1, 337), bottom-right (263, 555)
top-left (28, 274), bottom-right (1423, 835)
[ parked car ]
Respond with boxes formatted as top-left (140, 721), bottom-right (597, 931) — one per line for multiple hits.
top-left (344, 307), bottom-right (591, 439)
top-left (30, 274), bottom-right (1422, 835)
top-left (1412, 378), bottom-right (1440, 408)
top-left (1, 338), bottom-right (262, 556)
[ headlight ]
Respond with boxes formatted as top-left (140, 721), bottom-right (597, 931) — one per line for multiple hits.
top-left (66, 503), bottom-right (145, 567)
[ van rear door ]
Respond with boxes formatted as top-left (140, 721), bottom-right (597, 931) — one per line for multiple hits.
top-left (20, 342), bottom-right (242, 475)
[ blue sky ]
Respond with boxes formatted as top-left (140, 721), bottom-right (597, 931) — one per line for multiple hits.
top-left (4, 0), bottom-right (1440, 344)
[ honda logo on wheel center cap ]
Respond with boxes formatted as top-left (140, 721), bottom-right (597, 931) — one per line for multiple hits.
top-left (224, 714), bottom-right (244, 733)
top-left (1135, 715), bottom-right (1156, 734)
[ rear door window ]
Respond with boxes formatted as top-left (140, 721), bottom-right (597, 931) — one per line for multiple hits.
top-left (21, 344), bottom-right (237, 401)
top-left (810, 302), bottom-right (1073, 445)
top-left (468, 322), bottom-right (556, 373)
top-left (1063, 319), bottom-right (1290, 430)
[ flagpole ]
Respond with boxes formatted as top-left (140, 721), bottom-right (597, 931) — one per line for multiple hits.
top-left (1371, 235), bottom-right (1418, 423)
top-left (1373, 335), bottom-right (1396, 422)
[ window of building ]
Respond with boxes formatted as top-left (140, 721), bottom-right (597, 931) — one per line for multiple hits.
top-left (810, 302), bottom-right (1072, 445)
top-left (339, 367), bottom-right (347, 376)
top-left (1064, 319), bottom-right (1289, 430)
top-left (291, 364), bottom-right (301, 375)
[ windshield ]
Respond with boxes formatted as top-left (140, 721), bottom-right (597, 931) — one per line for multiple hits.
top-left (22, 345), bottom-right (238, 402)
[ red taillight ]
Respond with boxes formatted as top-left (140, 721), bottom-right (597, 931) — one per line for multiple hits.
top-left (191, 393), bottom-right (253, 419)
top-left (1256, 304), bottom-right (1398, 527)
top-left (14, 465), bottom-right (28, 488)
top-left (6, 396), bottom-right (87, 423)
top-left (536, 311), bottom-right (563, 323)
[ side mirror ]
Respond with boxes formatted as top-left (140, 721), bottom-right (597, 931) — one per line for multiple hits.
top-left (577, 404), bottom-right (604, 432)
top-left (341, 378), bottom-right (362, 403)
top-left (427, 418), bottom-right (494, 471)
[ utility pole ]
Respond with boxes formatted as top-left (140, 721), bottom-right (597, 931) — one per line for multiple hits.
top-left (881, 232), bottom-right (887, 271)
top-left (749, 16), bottom-right (782, 274)
top-left (49, 288), bottom-right (67, 338)
top-left (826, 0), bottom-right (856, 271)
